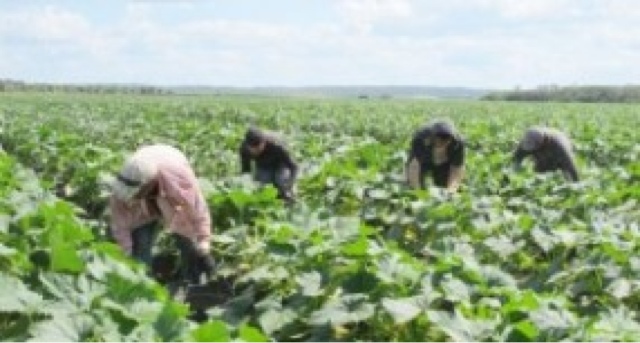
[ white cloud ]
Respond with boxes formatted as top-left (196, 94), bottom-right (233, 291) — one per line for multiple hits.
top-left (591, 1), bottom-right (640, 19)
top-left (0, 5), bottom-right (91, 42)
top-left (335, 0), bottom-right (413, 34)
top-left (0, 5), bottom-right (125, 61)
top-left (473, 0), bottom-right (575, 19)
top-left (1, 1), bottom-right (640, 87)
top-left (179, 20), bottom-right (296, 48)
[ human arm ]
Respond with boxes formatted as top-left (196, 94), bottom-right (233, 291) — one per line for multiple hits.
top-left (406, 129), bottom-right (429, 189)
top-left (109, 195), bottom-right (158, 255)
top-left (240, 144), bottom-right (252, 174)
top-left (446, 142), bottom-right (465, 192)
top-left (512, 146), bottom-right (530, 170)
top-left (555, 140), bottom-right (580, 182)
top-left (280, 146), bottom-right (299, 181)
top-left (156, 167), bottom-right (212, 256)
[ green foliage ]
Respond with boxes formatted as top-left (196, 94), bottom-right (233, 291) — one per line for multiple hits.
top-left (483, 85), bottom-right (640, 103)
top-left (0, 93), bottom-right (639, 341)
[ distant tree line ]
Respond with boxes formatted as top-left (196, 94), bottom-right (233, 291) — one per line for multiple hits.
top-left (0, 80), bottom-right (494, 98)
top-left (482, 85), bottom-right (640, 103)
top-left (0, 79), bottom-right (172, 95)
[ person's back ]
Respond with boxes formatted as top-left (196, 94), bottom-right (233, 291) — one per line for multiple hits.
top-left (513, 127), bottom-right (579, 181)
top-left (239, 127), bottom-right (298, 201)
top-left (109, 143), bottom-right (213, 285)
top-left (406, 119), bottom-right (465, 191)
top-left (247, 133), bottom-right (291, 170)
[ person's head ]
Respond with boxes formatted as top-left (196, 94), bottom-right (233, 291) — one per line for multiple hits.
top-left (111, 153), bottom-right (160, 202)
top-left (245, 127), bottom-right (267, 156)
top-left (430, 120), bottom-right (456, 148)
top-left (521, 127), bottom-right (546, 152)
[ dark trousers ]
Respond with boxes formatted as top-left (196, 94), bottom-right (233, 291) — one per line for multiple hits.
top-left (420, 161), bottom-right (450, 188)
top-left (255, 166), bottom-right (294, 200)
top-left (131, 221), bottom-right (159, 267)
top-left (131, 221), bottom-right (214, 284)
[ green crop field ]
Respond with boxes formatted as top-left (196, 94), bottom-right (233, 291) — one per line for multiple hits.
top-left (0, 92), bottom-right (639, 341)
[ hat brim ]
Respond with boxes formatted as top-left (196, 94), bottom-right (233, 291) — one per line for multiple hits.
top-left (111, 178), bottom-right (142, 201)
top-left (430, 121), bottom-right (456, 137)
top-left (521, 141), bottom-right (537, 152)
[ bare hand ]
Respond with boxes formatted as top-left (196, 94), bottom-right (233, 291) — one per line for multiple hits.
top-left (195, 239), bottom-right (210, 256)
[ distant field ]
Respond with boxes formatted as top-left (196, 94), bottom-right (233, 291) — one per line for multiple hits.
top-left (1, 92), bottom-right (639, 341)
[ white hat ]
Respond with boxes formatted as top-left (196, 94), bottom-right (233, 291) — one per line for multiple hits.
top-left (111, 144), bottom-right (187, 201)
top-left (521, 127), bottom-right (545, 152)
top-left (111, 154), bottom-right (159, 201)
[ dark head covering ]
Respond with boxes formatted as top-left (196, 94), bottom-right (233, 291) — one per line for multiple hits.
top-left (244, 127), bottom-right (265, 147)
top-left (430, 119), bottom-right (457, 138)
top-left (520, 127), bottom-right (545, 152)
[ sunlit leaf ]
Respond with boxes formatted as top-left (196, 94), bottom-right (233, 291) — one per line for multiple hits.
top-left (381, 297), bottom-right (422, 324)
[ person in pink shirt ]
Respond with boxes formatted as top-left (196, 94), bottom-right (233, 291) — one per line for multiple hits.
top-left (109, 144), bottom-right (214, 284)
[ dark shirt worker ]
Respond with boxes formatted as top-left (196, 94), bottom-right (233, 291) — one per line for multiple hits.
top-left (406, 120), bottom-right (465, 192)
top-left (239, 127), bottom-right (298, 201)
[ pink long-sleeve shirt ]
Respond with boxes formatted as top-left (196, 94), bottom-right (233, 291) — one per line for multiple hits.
top-left (109, 156), bottom-right (211, 255)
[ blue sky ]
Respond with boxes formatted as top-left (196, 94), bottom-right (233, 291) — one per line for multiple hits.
top-left (1, 0), bottom-right (640, 89)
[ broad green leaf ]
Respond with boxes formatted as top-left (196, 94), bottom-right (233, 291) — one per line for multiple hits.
top-left (530, 227), bottom-right (554, 252)
top-left (153, 302), bottom-right (191, 342)
top-left (50, 243), bottom-right (85, 273)
top-left (191, 320), bottom-right (231, 342)
top-left (39, 274), bottom-right (105, 313)
top-left (238, 323), bottom-right (268, 342)
top-left (480, 265), bottom-right (517, 288)
top-left (309, 293), bottom-right (374, 326)
top-left (0, 243), bottom-right (17, 256)
top-left (341, 238), bottom-right (369, 257)
top-left (0, 274), bottom-right (44, 313)
top-left (240, 265), bottom-right (289, 283)
top-left (0, 214), bottom-right (10, 233)
top-left (219, 287), bottom-right (256, 325)
top-left (589, 307), bottom-right (640, 341)
top-left (367, 188), bottom-right (389, 200)
top-left (606, 279), bottom-right (632, 300)
top-left (259, 308), bottom-right (297, 335)
top-left (503, 291), bottom-right (540, 315)
top-left (529, 305), bottom-right (576, 333)
top-left (427, 309), bottom-right (497, 341)
top-left (483, 235), bottom-right (519, 260)
top-left (0, 314), bottom-right (32, 341)
top-left (212, 234), bottom-right (237, 244)
top-left (381, 297), bottom-right (422, 324)
top-left (28, 313), bottom-right (94, 342)
top-left (375, 254), bottom-right (420, 284)
top-left (507, 320), bottom-right (539, 342)
top-left (440, 274), bottom-right (471, 303)
top-left (296, 271), bottom-right (323, 297)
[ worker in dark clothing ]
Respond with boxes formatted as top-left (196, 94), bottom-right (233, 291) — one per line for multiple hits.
top-left (239, 127), bottom-right (298, 201)
top-left (513, 127), bottom-right (580, 182)
top-left (405, 120), bottom-right (465, 192)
